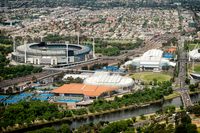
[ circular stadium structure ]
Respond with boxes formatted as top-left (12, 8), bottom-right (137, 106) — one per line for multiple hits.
top-left (84, 72), bottom-right (134, 88)
top-left (12, 42), bottom-right (91, 65)
top-left (189, 49), bottom-right (200, 60)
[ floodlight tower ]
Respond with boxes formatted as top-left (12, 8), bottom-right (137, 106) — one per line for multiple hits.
top-left (92, 37), bottom-right (96, 59)
top-left (12, 35), bottom-right (16, 52)
top-left (24, 38), bottom-right (27, 64)
top-left (40, 35), bottom-right (43, 42)
top-left (77, 33), bottom-right (80, 45)
top-left (65, 41), bottom-right (69, 64)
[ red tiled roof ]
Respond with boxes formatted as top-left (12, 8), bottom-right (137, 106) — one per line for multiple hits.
top-left (51, 83), bottom-right (117, 97)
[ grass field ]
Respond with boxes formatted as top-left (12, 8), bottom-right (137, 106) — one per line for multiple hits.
top-left (188, 43), bottom-right (200, 50)
top-left (131, 72), bottom-right (171, 82)
top-left (189, 63), bottom-right (200, 73)
top-left (194, 64), bottom-right (200, 73)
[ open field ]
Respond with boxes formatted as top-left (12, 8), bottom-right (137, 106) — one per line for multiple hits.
top-left (188, 43), bottom-right (200, 51)
top-left (188, 63), bottom-right (200, 73)
top-left (131, 72), bottom-right (171, 82)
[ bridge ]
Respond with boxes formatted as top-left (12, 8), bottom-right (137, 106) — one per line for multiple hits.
top-left (177, 37), bottom-right (193, 108)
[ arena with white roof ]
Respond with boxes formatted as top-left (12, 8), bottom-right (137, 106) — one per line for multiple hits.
top-left (122, 49), bottom-right (176, 70)
top-left (84, 71), bottom-right (134, 88)
top-left (189, 49), bottom-right (200, 60)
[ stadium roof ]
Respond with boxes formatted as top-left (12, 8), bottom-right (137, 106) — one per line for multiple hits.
top-left (189, 49), bottom-right (200, 59)
top-left (51, 83), bottom-right (117, 97)
top-left (84, 72), bottom-right (134, 87)
top-left (142, 49), bottom-right (163, 58)
top-left (123, 49), bottom-right (176, 68)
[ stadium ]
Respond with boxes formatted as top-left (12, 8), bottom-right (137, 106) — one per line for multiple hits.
top-left (122, 49), bottom-right (176, 70)
top-left (12, 42), bottom-right (91, 65)
top-left (189, 49), bottom-right (200, 60)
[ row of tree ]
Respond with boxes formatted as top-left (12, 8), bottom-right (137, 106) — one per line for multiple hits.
top-left (88, 81), bottom-right (173, 112)
top-left (0, 65), bottom-right (42, 80)
top-left (27, 124), bottom-right (70, 133)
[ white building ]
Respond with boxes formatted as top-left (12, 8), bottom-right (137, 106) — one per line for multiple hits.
top-left (122, 49), bottom-right (176, 70)
top-left (84, 71), bottom-right (134, 88)
top-left (189, 49), bottom-right (200, 60)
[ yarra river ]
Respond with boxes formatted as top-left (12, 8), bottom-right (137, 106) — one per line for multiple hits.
top-left (9, 93), bottom-right (200, 133)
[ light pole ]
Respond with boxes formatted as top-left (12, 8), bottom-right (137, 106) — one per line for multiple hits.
top-left (12, 36), bottom-right (16, 52)
top-left (65, 41), bottom-right (69, 64)
top-left (24, 38), bottom-right (27, 64)
top-left (92, 37), bottom-right (96, 59)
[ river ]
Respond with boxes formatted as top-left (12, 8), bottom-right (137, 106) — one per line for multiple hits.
top-left (69, 93), bottom-right (200, 129)
top-left (8, 93), bottom-right (200, 133)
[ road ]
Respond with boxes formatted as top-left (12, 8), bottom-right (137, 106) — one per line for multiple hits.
top-left (177, 37), bottom-right (193, 108)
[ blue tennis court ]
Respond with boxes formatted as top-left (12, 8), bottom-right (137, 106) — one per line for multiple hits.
top-left (0, 95), bottom-right (9, 102)
top-left (3, 93), bottom-right (33, 104)
top-left (32, 93), bottom-right (54, 101)
top-left (163, 53), bottom-right (174, 59)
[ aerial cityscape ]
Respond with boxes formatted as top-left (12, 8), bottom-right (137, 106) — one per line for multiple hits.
top-left (0, 0), bottom-right (200, 132)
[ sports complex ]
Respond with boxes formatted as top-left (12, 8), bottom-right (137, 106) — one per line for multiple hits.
top-left (122, 49), bottom-right (176, 70)
top-left (12, 42), bottom-right (91, 65)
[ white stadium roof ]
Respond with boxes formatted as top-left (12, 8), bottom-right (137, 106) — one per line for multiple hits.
top-left (142, 49), bottom-right (163, 58)
top-left (122, 49), bottom-right (176, 68)
top-left (189, 49), bottom-right (200, 59)
top-left (84, 72), bottom-right (134, 87)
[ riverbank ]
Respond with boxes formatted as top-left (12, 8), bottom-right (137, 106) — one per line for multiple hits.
top-left (2, 99), bottom-right (164, 133)
top-left (3, 91), bottom-right (200, 133)
top-left (164, 91), bottom-right (180, 100)
top-left (164, 90), bottom-right (200, 101)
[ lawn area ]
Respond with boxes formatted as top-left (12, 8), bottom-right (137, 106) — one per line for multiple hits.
top-left (131, 72), bottom-right (171, 82)
top-left (164, 91), bottom-right (180, 100)
top-left (188, 43), bottom-right (200, 50)
top-left (194, 64), bottom-right (200, 73)
top-left (189, 63), bottom-right (200, 73)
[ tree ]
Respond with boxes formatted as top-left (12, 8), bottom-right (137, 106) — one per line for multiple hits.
top-left (185, 78), bottom-right (190, 85)
top-left (59, 124), bottom-right (71, 133)
top-left (32, 76), bottom-right (37, 83)
top-left (186, 124), bottom-right (198, 133)
top-left (27, 127), bottom-right (57, 133)
top-left (132, 116), bottom-right (136, 123)
top-left (128, 65), bottom-right (136, 72)
top-left (189, 84), bottom-right (196, 92)
top-left (140, 114), bottom-right (146, 120)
